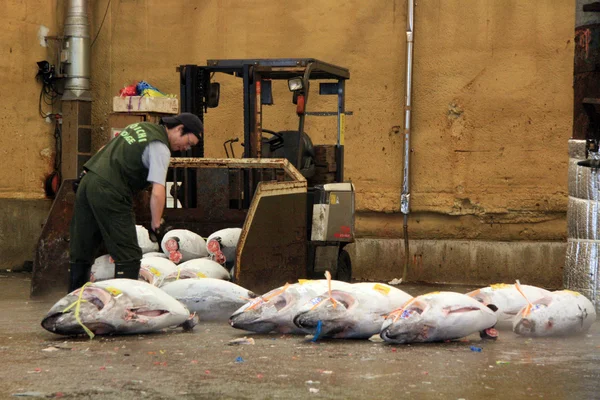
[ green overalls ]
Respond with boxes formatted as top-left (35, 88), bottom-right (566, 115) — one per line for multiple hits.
top-left (68, 122), bottom-right (170, 291)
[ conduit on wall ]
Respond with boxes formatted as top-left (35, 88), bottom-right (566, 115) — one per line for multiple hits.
top-left (401, 0), bottom-right (414, 281)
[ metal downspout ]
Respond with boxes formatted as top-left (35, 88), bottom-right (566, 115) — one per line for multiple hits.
top-left (62, 0), bottom-right (91, 101)
top-left (401, 0), bottom-right (415, 282)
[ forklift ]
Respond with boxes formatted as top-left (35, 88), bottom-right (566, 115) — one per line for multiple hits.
top-left (31, 58), bottom-right (354, 296)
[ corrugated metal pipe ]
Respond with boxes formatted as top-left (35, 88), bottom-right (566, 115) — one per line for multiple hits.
top-left (62, 0), bottom-right (91, 101)
top-left (400, 0), bottom-right (415, 282)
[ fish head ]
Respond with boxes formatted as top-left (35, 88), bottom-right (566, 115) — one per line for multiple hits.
top-left (229, 287), bottom-right (296, 333)
top-left (380, 304), bottom-right (432, 344)
top-left (512, 296), bottom-right (553, 336)
top-left (42, 282), bottom-right (185, 336)
top-left (466, 288), bottom-right (493, 306)
top-left (41, 286), bottom-right (119, 336)
top-left (292, 291), bottom-right (354, 336)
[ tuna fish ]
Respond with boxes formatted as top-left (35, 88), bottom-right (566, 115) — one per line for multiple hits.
top-left (466, 283), bottom-right (551, 330)
top-left (380, 291), bottom-right (498, 344)
top-left (230, 279), bottom-right (353, 334)
top-left (161, 278), bottom-right (257, 322)
top-left (90, 255), bottom-right (114, 282)
top-left (142, 252), bottom-right (168, 259)
top-left (161, 229), bottom-right (208, 263)
top-left (206, 228), bottom-right (242, 266)
top-left (136, 225), bottom-right (159, 253)
top-left (512, 287), bottom-right (596, 337)
top-left (292, 279), bottom-right (413, 339)
top-left (41, 279), bottom-right (191, 337)
top-left (161, 258), bottom-right (231, 285)
top-left (139, 257), bottom-right (178, 287)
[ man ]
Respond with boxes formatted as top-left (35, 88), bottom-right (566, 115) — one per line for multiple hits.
top-left (68, 112), bottom-right (203, 292)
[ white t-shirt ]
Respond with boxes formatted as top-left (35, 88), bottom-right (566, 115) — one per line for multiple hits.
top-left (142, 141), bottom-right (170, 185)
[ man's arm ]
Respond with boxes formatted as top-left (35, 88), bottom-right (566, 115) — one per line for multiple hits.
top-left (142, 141), bottom-right (171, 231)
top-left (150, 183), bottom-right (166, 231)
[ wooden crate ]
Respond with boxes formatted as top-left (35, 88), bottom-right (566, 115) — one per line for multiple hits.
top-left (113, 96), bottom-right (179, 114)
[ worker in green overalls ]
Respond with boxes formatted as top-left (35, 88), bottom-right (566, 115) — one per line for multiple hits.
top-left (67, 113), bottom-right (203, 292)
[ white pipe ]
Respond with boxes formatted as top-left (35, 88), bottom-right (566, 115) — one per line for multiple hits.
top-left (401, 0), bottom-right (414, 281)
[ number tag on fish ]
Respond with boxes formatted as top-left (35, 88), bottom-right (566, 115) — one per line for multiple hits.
top-left (309, 296), bottom-right (324, 306)
top-left (104, 287), bottom-right (122, 297)
top-left (149, 267), bottom-right (161, 277)
top-left (196, 272), bottom-right (207, 278)
top-left (373, 284), bottom-right (390, 296)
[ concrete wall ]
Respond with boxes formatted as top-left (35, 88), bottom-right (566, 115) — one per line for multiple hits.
top-left (0, 1), bottom-right (62, 268)
top-left (0, 1), bottom-right (577, 284)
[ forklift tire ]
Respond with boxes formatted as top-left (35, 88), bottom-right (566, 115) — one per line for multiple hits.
top-left (336, 249), bottom-right (352, 282)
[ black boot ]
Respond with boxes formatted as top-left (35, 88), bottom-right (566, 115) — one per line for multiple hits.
top-left (114, 260), bottom-right (141, 280)
top-left (68, 263), bottom-right (91, 293)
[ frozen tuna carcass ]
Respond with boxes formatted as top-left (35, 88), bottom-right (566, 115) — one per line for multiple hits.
top-left (380, 291), bottom-right (498, 344)
top-left (206, 228), bottom-right (242, 266)
top-left (161, 258), bottom-right (231, 285)
top-left (139, 257), bottom-right (178, 287)
top-left (161, 229), bottom-right (208, 264)
top-left (293, 282), bottom-right (413, 339)
top-left (230, 279), bottom-right (353, 334)
top-left (41, 279), bottom-right (191, 336)
top-left (136, 225), bottom-right (159, 253)
top-left (90, 254), bottom-right (114, 282)
top-left (161, 278), bottom-right (257, 322)
top-left (513, 290), bottom-right (596, 337)
top-left (467, 283), bottom-right (551, 330)
top-left (142, 252), bottom-right (168, 259)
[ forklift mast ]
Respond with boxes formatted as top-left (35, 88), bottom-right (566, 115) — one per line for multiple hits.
top-left (177, 59), bottom-right (350, 185)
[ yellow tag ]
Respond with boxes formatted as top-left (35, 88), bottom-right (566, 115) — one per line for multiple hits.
top-left (105, 287), bottom-right (122, 296)
top-left (150, 267), bottom-right (161, 277)
top-left (423, 291), bottom-right (440, 297)
top-left (196, 272), bottom-right (207, 278)
top-left (330, 194), bottom-right (338, 204)
top-left (298, 279), bottom-right (312, 285)
top-left (563, 289), bottom-right (581, 296)
top-left (490, 283), bottom-right (511, 290)
top-left (373, 284), bottom-right (391, 295)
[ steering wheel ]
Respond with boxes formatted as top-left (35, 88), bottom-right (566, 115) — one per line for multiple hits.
top-left (261, 129), bottom-right (284, 152)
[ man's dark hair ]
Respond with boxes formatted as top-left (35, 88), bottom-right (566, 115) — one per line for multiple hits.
top-left (161, 120), bottom-right (191, 135)
top-left (160, 113), bottom-right (204, 140)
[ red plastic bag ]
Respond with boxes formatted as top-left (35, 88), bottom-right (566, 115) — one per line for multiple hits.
top-left (119, 84), bottom-right (137, 97)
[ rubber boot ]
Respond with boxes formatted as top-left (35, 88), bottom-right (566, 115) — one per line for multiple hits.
top-left (68, 263), bottom-right (91, 293)
top-left (114, 260), bottom-right (141, 280)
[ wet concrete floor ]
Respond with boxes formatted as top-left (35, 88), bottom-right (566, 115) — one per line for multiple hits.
top-left (0, 273), bottom-right (599, 399)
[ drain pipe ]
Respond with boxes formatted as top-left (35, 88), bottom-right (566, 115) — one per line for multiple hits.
top-left (60, 0), bottom-right (92, 179)
top-left (400, 0), bottom-right (415, 282)
top-left (62, 0), bottom-right (91, 101)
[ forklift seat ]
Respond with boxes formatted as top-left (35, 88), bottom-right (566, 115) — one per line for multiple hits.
top-left (262, 130), bottom-right (316, 178)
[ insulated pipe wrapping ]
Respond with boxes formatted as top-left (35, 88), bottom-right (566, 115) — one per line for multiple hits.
top-left (567, 197), bottom-right (600, 239)
top-left (564, 240), bottom-right (599, 312)
top-left (564, 139), bottom-right (600, 313)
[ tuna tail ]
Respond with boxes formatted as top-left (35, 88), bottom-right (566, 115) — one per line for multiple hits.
top-left (478, 303), bottom-right (499, 340)
top-left (179, 313), bottom-right (199, 332)
top-left (514, 280), bottom-right (534, 317)
top-left (486, 304), bottom-right (499, 312)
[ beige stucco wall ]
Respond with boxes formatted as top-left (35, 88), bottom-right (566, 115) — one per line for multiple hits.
top-left (0, 0), bottom-right (576, 266)
top-left (88, 0), bottom-right (574, 240)
top-left (0, 0), bottom-right (63, 199)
